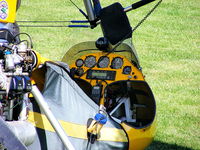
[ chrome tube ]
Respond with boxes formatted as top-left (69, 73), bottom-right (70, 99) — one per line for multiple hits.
top-left (7, 99), bottom-right (14, 120)
top-left (19, 94), bottom-right (29, 121)
top-left (83, 0), bottom-right (95, 21)
top-left (31, 85), bottom-right (75, 150)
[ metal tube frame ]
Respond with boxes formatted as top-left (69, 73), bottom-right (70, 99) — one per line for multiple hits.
top-left (83, 0), bottom-right (96, 21)
top-left (31, 85), bottom-right (75, 150)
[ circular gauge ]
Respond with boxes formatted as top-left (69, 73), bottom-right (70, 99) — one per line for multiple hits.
top-left (85, 56), bottom-right (96, 68)
top-left (98, 56), bottom-right (110, 68)
top-left (75, 59), bottom-right (84, 67)
top-left (111, 57), bottom-right (123, 69)
top-left (123, 66), bottom-right (132, 74)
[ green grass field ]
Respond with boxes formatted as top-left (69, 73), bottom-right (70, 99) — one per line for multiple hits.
top-left (17, 0), bottom-right (200, 149)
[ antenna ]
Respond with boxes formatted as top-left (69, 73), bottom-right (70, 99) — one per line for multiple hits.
top-left (69, 0), bottom-right (88, 19)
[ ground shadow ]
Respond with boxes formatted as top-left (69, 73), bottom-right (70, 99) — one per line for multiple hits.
top-left (146, 141), bottom-right (193, 150)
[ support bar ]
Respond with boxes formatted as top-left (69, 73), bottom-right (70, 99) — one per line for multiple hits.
top-left (68, 25), bottom-right (90, 28)
top-left (31, 85), bottom-right (75, 150)
top-left (124, 0), bottom-right (156, 12)
top-left (18, 25), bottom-right (90, 28)
top-left (83, 0), bottom-right (96, 21)
top-left (17, 20), bottom-right (89, 23)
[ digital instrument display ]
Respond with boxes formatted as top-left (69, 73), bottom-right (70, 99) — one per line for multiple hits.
top-left (87, 70), bottom-right (116, 80)
top-left (92, 72), bottom-right (107, 77)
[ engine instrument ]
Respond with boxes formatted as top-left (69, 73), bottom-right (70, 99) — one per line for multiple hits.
top-left (111, 57), bottom-right (123, 69)
top-left (84, 56), bottom-right (96, 68)
top-left (75, 59), bottom-right (84, 67)
top-left (97, 56), bottom-right (110, 68)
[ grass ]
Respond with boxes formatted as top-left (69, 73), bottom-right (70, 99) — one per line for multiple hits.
top-left (16, 0), bottom-right (200, 149)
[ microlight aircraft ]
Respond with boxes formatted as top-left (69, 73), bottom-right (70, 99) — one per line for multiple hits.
top-left (0, 0), bottom-right (161, 149)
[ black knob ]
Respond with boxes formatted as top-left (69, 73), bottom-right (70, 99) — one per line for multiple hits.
top-left (95, 37), bottom-right (111, 51)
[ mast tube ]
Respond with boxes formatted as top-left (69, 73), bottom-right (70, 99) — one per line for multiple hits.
top-left (83, 0), bottom-right (96, 21)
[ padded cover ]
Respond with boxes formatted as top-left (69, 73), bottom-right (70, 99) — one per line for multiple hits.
top-left (100, 3), bottom-right (132, 45)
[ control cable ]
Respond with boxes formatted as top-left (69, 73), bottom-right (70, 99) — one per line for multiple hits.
top-left (111, 0), bottom-right (163, 52)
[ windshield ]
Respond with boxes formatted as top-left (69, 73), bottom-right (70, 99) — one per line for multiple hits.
top-left (62, 37), bottom-right (141, 68)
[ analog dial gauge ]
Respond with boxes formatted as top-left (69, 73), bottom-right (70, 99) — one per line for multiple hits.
top-left (111, 57), bottom-right (123, 69)
top-left (98, 56), bottom-right (110, 68)
top-left (75, 59), bottom-right (84, 67)
top-left (85, 56), bottom-right (96, 68)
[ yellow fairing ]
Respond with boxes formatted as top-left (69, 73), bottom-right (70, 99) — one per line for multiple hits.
top-left (70, 52), bottom-right (156, 150)
top-left (0, 0), bottom-right (17, 23)
top-left (70, 52), bottom-right (144, 105)
top-left (32, 41), bottom-right (156, 149)
top-left (33, 50), bottom-right (50, 69)
top-left (122, 121), bottom-right (156, 150)
top-left (31, 51), bottom-right (50, 91)
top-left (70, 52), bottom-right (144, 85)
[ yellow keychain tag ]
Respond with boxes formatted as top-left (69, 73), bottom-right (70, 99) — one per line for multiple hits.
top-left (0, 0), bottom-right (17, 23)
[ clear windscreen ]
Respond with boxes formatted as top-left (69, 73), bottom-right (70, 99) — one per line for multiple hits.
top-left (62, 37), bottom-right (140, 68)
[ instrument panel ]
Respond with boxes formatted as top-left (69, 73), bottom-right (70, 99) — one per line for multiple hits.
top-left (70, 52), bottom-right (144, 83)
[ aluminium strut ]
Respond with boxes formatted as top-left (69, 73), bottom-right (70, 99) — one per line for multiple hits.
top-left (31, 85), bottom-right (75, 150)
